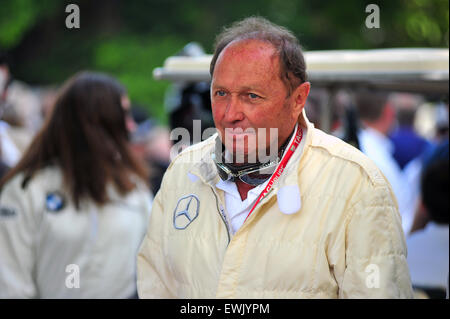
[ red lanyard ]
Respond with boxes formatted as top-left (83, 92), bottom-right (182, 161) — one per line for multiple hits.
top-left (244, 125), bottom-right (303, 222)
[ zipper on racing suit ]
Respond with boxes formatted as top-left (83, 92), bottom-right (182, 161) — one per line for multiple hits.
top-left (210, 187), bottom-right (231, 246)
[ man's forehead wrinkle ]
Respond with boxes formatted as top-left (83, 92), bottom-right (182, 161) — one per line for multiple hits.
top-left (214, 40), bottom-right (281, 85)
top-left (224, 39), bottom-right (277, 61)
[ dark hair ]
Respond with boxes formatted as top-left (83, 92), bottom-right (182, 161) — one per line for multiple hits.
top-left (0, 71), bottom-right (148, 208)
top-left (397, 108), bottom-right (416, 126)
top-left (210, 16), bottom-right (307, 95)
top-left (421, 140), bottom-right (449, 224)
top-left (355, 88), bottom-right (388, 122)
top-left (389, 93), bottom-right (421, 127)
top-left (0, 51), bottom-right (9, 66)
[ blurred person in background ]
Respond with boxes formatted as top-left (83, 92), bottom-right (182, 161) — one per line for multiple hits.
top-left (129, 106), bottom-right (171, 195)
top-left (303, 91), bottom-right (322, 130)
top-left (0, 71), bottom-right (152, 298)
top-left (433, 101), bottom-right (449, 142)
top-left (165, 42), bottom-right (215, 149)
top-left (0, 52), bottom-right (21, 173)
top-left (356, 89), bottom-right (414, 234)
top-left (389, 93), bottom-right (430, 170)
top-left (331, 90), bottom-right (360, 150)
top-left (0, 51), bottom-right (38, 175)
top-left (399, 99), bottom-right (449, 236)
top-left (0, 62), bottom-right (42, 134)
top-left (407, 139), bottom-right (448, 299)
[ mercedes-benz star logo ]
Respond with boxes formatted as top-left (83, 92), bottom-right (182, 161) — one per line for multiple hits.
top-left (173, 194), bottom-right (200, 230)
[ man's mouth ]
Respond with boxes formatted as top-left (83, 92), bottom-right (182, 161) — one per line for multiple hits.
top-left (224, 127), bottom-right (256, 138)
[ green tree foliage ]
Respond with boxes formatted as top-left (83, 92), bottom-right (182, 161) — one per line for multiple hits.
top-left (0, 0), bottom-right (59, 48)
top-left (94, 35), bottom-right (185, 121)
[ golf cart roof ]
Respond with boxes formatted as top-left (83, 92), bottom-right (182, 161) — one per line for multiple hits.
top-left (153, 48), bottom-right (449, 95)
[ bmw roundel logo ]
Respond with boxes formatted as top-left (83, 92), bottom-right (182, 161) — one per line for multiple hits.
top-left (46, 191), bottom-right (66, 213)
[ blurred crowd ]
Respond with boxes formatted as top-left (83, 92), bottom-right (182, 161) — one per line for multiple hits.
top-left (0, 48), bottom-right (448, 298)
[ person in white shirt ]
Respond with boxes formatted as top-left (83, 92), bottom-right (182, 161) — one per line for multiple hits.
top-left (407, 140), bottom-right (448, 298)
top-left (0, 72), bottom-right (152, 298)
top-left (0, 120), bottom-right (21, 168)
top-left (356, 90), bottom-right (414, 234)
top-left (0, 57), bottom-right (21, 170)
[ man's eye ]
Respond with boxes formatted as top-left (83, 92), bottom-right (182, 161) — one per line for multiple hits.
top-left (248, 93), bottom-right (260, 99)
top-left (216, 90), bottom-right (226, 97)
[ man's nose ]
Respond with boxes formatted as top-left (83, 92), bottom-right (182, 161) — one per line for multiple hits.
top-left (224, 95), bottom-right (245, 123)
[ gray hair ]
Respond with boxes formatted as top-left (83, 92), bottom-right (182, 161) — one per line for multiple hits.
top-left (210, 16), bottom-right (307, 95)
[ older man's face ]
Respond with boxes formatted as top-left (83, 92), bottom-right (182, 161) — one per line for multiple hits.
top-left (211, 39), bottom-right (302, 162)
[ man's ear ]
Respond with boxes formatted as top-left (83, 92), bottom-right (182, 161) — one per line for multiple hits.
top-left (291, 82), bottom-right (310, 121)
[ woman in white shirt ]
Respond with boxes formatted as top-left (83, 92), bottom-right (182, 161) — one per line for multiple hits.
top-left (0, 72), bottom-right (152, 298)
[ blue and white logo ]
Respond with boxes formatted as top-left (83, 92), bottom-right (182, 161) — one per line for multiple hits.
top-left (173, 194), bottom-right (200, 230)
top-left (0, 205), bottom-right (17, 218)
top-left (46, 192), bottom-right (66, 213)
